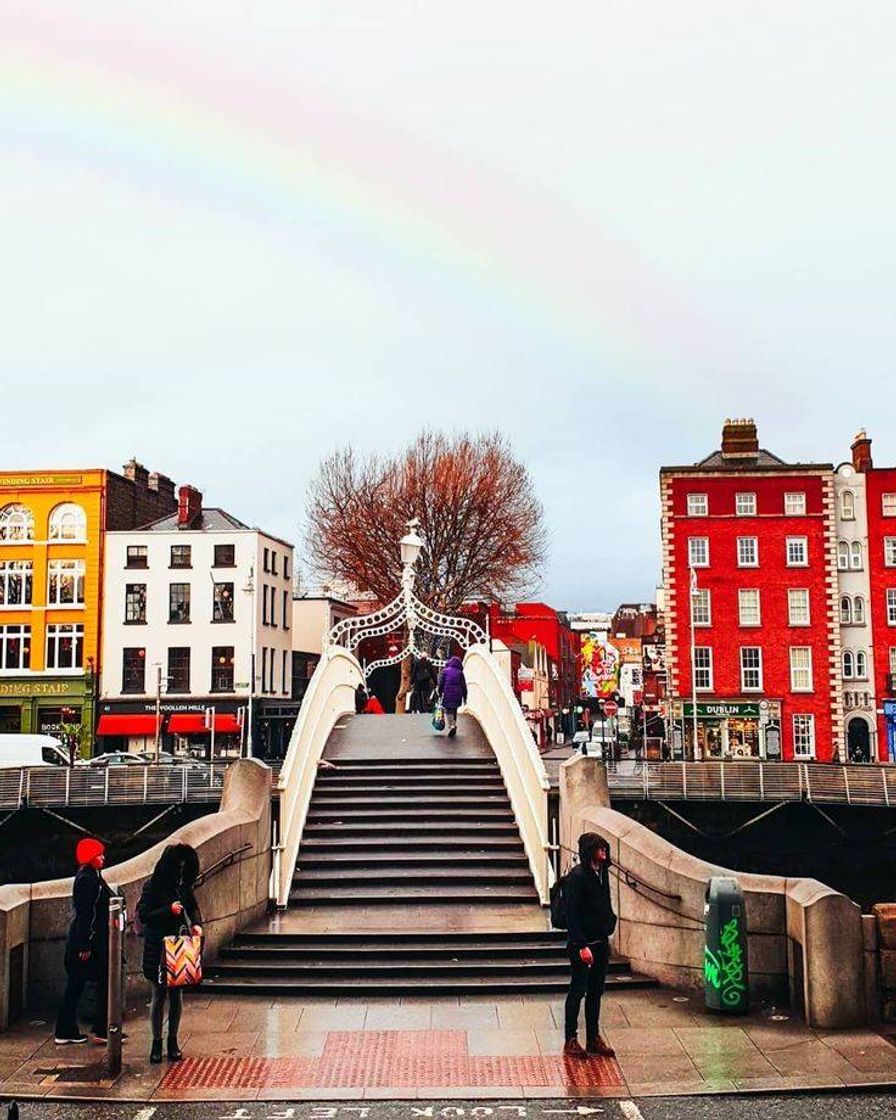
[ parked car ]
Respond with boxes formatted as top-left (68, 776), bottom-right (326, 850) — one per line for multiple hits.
top-left (80, 751), bottom-right (147, 768)
top-left (0, 734), bottom-right (69, 769)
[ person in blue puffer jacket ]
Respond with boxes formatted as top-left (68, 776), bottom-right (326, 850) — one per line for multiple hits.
top-left (436, 655), bottom-right (468, 738)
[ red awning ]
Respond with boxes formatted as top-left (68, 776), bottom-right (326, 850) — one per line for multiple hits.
top-left (168, 713), bottom-right (241, 734)
top-left (97, 714), bottom-right (159, 736)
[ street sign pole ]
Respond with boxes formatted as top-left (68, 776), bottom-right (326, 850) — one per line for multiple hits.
top-left (106, 895), bottom-right (125, 1076)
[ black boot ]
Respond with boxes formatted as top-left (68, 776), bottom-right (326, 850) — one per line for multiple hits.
top-left (150, 1039), bottom-right (163, 1064)
top-left (167, 1036), bottom-right (183, 1062)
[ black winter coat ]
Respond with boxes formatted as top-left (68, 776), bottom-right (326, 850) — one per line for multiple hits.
top-left (137, 877), bottom-right (201, 984)
top-left (565, 862), bottom-right (617, 950)
top-left (64, 865), bottom-right (112, 980)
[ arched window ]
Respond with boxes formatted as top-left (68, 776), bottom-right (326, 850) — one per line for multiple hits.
top-left (851, 541), bottom-right (863, 570)
top-left (843, 651), bottom-right (855, 679)
top-left (0, 503), bottom-right (34, 542)
top-left (856, 650), bottom-right (868, 679)
top-left (840, 596), bottom-right (852, 625)
top-left (837, 541), bottom-right (850, 570)
top-left (841, 490), bottom-right (856, 520)
top-left (48, 503), bottom-right (87, 541)
top-left (854, 596), bottom-right (866, 625)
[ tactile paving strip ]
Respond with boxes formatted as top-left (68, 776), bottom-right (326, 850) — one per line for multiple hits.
top-left (161, 1030), bottom-right (624, 1090)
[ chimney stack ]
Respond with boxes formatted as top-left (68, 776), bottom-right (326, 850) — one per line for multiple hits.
top-left (123, 458), bottom-right (150, 488)
top-left (851, 429), bottom-right (873, 473)
top-left (148, 472), bottom-right (176, 502)
top-left (177, 485), bottom-right (203, 528)
top-left (720, 418), bottom-right (760, 460)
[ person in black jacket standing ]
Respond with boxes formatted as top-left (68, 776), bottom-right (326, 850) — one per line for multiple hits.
top-left (563, 832), bottom-right (617, 1059)
top-left (55, 837), bottom-right (112, 1045)
top-left (137, 844), bottom-right (202, 1064)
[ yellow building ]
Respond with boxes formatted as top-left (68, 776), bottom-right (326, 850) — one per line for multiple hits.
top-left (0, 463), bottom-right (177, 753)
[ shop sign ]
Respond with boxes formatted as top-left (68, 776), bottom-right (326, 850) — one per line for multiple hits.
top-left (100, 699), bottom-right (239, 715)
top-left (883, 701), bottom-right (896, 718)
top-left (0, 679), bottom-right (85, 698)
top-left (682, 702), bottom-right (761, 719)
top-left (0, 474), bottom-right (83, 488)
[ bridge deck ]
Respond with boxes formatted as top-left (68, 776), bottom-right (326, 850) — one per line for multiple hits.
top-left (323, 712), bottom-right (493, 761)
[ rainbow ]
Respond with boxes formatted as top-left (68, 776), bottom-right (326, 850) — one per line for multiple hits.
top-left (1, 12), bottom-right (708, 362)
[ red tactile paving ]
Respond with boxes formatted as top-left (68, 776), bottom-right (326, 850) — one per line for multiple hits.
top-left (161, 1030), bottom-right (624, 1091)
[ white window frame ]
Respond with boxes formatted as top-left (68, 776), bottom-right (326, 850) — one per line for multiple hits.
top-left (889, 647), bottom-right (896, 676)
top-left (885, 538), bottom-right (896, 568)
top-left (687, 493), bottom-right (708, 517)
top-left (843, 650), bottom-right (854, 679)
top-left (740, 646), bottom-right (763, 692)
top-left (692, 588), bottom-right (711, 627)
top-left (0, 624), bottom-right (31, 671)
top-left (0, 560), bottom-right (33, 608)
top-left (851, 541), bottom-right (863, 570)
top-left (735, 492), bottom-right (757, 517)
top-left (889, 590), bottom-right (896, 626)
top-left (784, 492), bottom-right (807, 516)
top-left (854, 596), bottom-right (866, 625)
top-left (788, 588), bottom-right (810, 627)
top-left (883, 494), bottom-right (896, 518)
top-left (694, 646), bottom-right (713, 691)
top-left (792, 714), bottom-right (816, 759)
top-left (786, 536), bottom-right (808, 567)
top-left (790, 647), bottom-right (813, 692)
top-left (688, 537), bottom-right (709, 568)
top-left (48, 503), bottom-right (87, 542)
top-left (856, 650), bottom-right (868, 680)
top-left (737, 537), bottom-right (758, 568)
top-left (47, 560), bottom-right (86, 607)
top-left (45, 623), bottom-right (84, 670)
top-left (837, 541), bottom-right (850, 571)
top-left (738, 589), bottom-right (761, 627)
top-left (840, 596), bottom-right (852, 625)
top-left (0, 503), bottom-right (35, 543)
top-left (841, 490), bottom-right (856, 521)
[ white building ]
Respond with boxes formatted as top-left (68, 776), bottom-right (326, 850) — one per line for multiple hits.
top-left (291, 593), bottom-right (358, 702)
top-left (99, 486), bottom-right (297, 759)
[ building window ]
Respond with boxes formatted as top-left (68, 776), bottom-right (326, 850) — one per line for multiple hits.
top-left (168, 647), bottom-right (191, 693)
top-left (851, 541), bottom-right (863, 570)
top-left (837, 541), bottom-right (849, 570)
top-left (889, 648), bottom-right (896, 677)
top-left (855, 650), bottom-right (868, 679)
top-left (694, 647), bottom-right (713, 691)
top-left (790, 647), bottom-right (813, 692)
top-left (785, 492), bottom-right (807, 516)
top-left (122, 648), bottom-right (146, 693)
top-left (213, 582), bottom-right (235, 622)
top-left (270, 587), bottom-right (277, 627)
top-left (738, 589), bottom-right (761, 626)
top-left (883, 494), bottom-right (896, 517)
top-left (888, 590), bottom-right (896, 626)
top-left (169, 583), bottom-right (191, 623)
top-left (48, 502), bottom-right (87, 541)
top-left (282, 649), bottom-right (289, 695)
top-left (687, 493), bottom-right (708, 517)
top-left (284, 555), bottom-right (290, 581)
top-left (213, 544), bottom-right (236, 567)
top-left (740, 647), bottom-right (762, 692)
top-left (126, 545), bottom-right (148, 569)
top-left (262, 585), bottom-right (269, 625)
top-left (0, 560), bottom-right (33, 606)
top-left (261, 647), bottom-right (268, 693)
top-left (854, 596), bottom-right (866, 625)
top-left (885, 539), bottom-right (896, 567)
top-left (841, 490), bottom-right (856, 521)
top-left (788, 588), bottom-right (810, 626)
top-left (840, 596), bottom-right (852, 625)
top-left (737, 537), bottom-right (758, 567)
top-left (170, 545), bottom-right (192, 569)
top-left (843, 650), bottom-right (855, 679)
top-left (46, 623), bottom-right (84, 669)
top-left (0, 503), bottom-right (34, 542)
top-left (786, 537), bottom-right (808, 567)
top-left (688, 538), bottom-right (709, 567)
top-left (0, 624), bottom-right (30, 670)
top-left (792, 715), bottom-right (816, 759)
top-left (736, 492), bottom-right (757, 516)
top-left (272, 552), bottom-right (279, 576)
top-left (211, 646), bottom-right (234, 692)
top-left (282, 589), bottom-right (289, 630)
top-left (48, 560), bottom-right (86, 606)
top-left (125, 583), bottom-right (147, 624)
top-left (263, 548), bottom-right (270, 573)
top-left (692, 589), bottom-right (711, 626)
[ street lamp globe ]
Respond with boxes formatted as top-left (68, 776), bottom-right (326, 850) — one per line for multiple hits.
top-left (400, 528), bottom-right (424, 568)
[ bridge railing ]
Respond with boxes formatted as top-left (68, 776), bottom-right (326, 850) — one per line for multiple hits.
top-left (605, 759), bottom-right (894, 807)
top-left (0, 764), bottom-right (229, 809)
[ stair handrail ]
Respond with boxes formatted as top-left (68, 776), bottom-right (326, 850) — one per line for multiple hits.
top-left (276, 645), bottom-right (364, 907)
top-left (462, 643), bottom-right (552, 904)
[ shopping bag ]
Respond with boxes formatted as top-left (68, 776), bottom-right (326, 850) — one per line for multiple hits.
top-left (162, 931), bottom-right (203, 988)
top-left (432, 706), bottom-right (446, 732)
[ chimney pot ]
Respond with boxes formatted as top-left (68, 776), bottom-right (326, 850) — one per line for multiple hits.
top-left (851, 430), bottom-right (873, 473)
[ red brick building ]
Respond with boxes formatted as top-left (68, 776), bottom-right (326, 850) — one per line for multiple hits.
top-left (661, 420), bottom-right (841, 762)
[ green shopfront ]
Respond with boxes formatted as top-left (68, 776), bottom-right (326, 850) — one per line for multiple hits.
top-left (672, 700), bottom-right (782, 762)
top-left (0, 676), bottom-right (96, 758)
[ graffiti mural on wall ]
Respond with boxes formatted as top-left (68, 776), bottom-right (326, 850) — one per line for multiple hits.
top-left (580, 632), bottom-right (621, 699)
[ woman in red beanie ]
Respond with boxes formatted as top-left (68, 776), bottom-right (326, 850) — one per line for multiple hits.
top-left (55, 837), bottom-right (113, 1045)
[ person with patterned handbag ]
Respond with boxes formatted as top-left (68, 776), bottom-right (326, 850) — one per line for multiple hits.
top-left (137, 844), bottom-right (202, 1065)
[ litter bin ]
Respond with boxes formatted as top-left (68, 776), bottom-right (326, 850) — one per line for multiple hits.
top-left (703, 876), bottom-right (749, 1013)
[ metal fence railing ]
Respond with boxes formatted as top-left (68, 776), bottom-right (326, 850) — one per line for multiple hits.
top-left (605, 759), bottom-right (895, 807)
top-left (0, 764), bottom-right (230, 810)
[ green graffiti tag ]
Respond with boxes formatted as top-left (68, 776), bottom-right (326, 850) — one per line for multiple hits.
top-left (704, 917), bottom-right (746, 1006)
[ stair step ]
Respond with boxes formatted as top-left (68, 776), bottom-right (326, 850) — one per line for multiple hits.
top-left (306, 810), bottom-right (516, 823)
top-left (315, 772), bottom-right (505, 783)
top-left (314, 783), bottom-right (506, 795)
top-left (221, 943), bottom-right (596, 963)
top-left (298, 837), bottom-right (526, 850)
top-left (310, 796), bottom-right (510, 807)
top-left (234, 930), bottom-right (565, 946)
top-left (202, 974), bottom-right (658, 996)
top-left (288, 886), bottom-right (539, 905)
top-left (212, 960), bottom-right (570, 977)
top-left (295, 853), bottom-right (529, 868)
top-left (326, 759), bottom-right (499, 770)
top-left (294, 867), bottom-right (534, 887)
top-left (302, 822), bottom-right (520, 835)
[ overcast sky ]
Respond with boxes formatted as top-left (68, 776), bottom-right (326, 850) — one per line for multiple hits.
top-left (2, 2), bottom-right (895, 610)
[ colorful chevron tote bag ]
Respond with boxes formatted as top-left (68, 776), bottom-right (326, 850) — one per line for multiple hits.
top-left (162, 930), bottom-right (203, 988)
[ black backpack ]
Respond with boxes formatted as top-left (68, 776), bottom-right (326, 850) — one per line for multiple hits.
top-left (550, 872), bottom-right (570, 930)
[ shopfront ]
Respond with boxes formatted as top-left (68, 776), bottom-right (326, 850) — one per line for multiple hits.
top-left (674, 700), bottom-right (782, 761)
top-left (0, 676), bottom-right (95, 757)
top-left (96, 698), bottom-right (246, 760)
top-left (884, 700), bottom-right (896, 764)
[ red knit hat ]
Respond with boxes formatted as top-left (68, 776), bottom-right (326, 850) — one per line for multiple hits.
top-left (75, 837), bottom-right (105, 865)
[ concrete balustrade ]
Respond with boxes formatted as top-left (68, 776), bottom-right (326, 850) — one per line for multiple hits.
top-left (560, 754), bottom-right (866, 1029)
top-left (0, 758), bottom-right (271, 1031)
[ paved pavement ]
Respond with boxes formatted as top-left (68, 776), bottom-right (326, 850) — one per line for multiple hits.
top-left (1, 987), bottom-right (895, 1101)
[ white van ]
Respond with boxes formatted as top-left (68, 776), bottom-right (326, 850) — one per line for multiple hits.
top-left (0, 734), bottom-right (69, 769)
